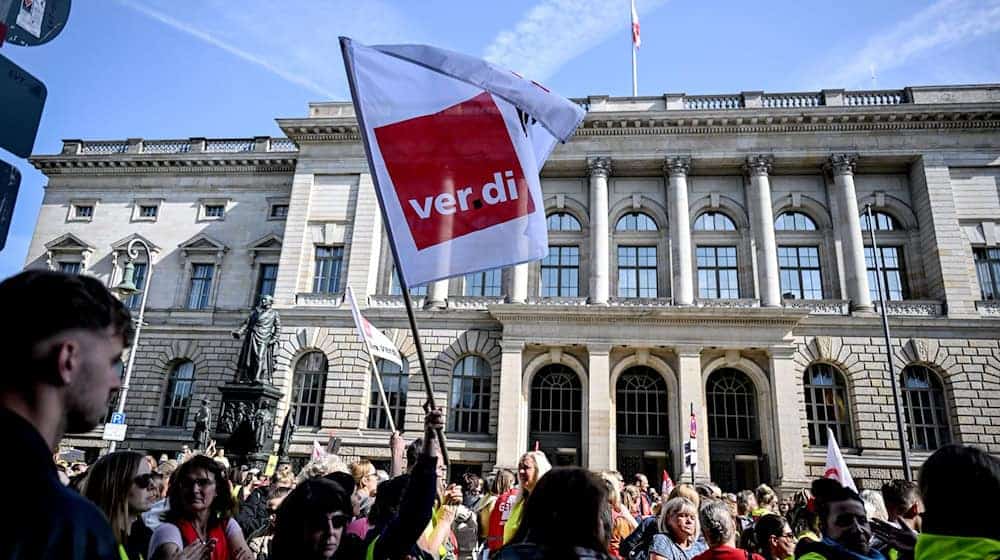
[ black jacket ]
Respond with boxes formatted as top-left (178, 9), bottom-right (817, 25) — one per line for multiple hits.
top-left (0, 407), bottom-right (118, 560)
top-left (367, 453), bottom-right (438, 560)
top-left (236, 485), bottom-right (270, 537)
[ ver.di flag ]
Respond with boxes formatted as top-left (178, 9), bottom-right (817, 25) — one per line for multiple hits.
top-left (346, 286), bottom-right (403, 369)
top-left (824, 427), bottom-right (857, 492)
top-left (340, 37), bottom-right (585, 287)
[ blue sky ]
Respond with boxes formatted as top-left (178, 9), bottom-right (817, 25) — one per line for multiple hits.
top-left (1, 0), bottom-right (998, 277)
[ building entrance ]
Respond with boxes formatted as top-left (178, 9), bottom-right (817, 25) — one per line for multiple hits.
top-left (615, 366), bottom-right (671, 483)
top-left (706, 368), bottom-right (767, 492)
top-left (528, 364), bottom-right (582, 466)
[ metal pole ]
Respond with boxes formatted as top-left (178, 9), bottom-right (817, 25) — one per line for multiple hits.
top-left (865, 204), bottom-right (913, 480)
top-left (109, 239), bottom-right (152, 453)
top-left (340, 37), bottom-right (449, 464)
top-left (689, 402), bottom-right (695, 486)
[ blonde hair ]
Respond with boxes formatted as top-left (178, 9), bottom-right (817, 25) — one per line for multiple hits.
top-left (296, 454), bottom-right (348, 484)
top-left (350, 459), bottom-right (375, 486)
top-left (668, 483), bottom-right (701, 509)
top-left (658, 496), bottom-right (700, 541)
top-left (82, 451), bottom-right (147, 545)
top-left (518, 451), bottom-right (552, 490)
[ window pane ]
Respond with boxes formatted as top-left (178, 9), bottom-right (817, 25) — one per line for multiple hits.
top-left (694, 212), bottom-right (736, 231)
top-left (697, 246), bottom-right (738, 299)
top-left (125, 263), bottom-right (148, 310)
top-left (547, 212), bottom-right (581, 231)
top-left (901, 365), bottom-right (950, 451)
top-left (449, 356), bottom-right (492, 433)
top-left (866, 246), bottom-right (907, 301)
top-left (615, 212), bottom-right (657, 231)
top-left (541, 246), bottom-right (579, 297)
top-left (59, 262), bottom-right (81, 275)
top-left (368, 359), bottom-right (409, 430)
top-left (161, 361), bottom-right (195, 427)
top-left (188, 264), bottom-right (214, 309)
top-left (313, 246), bottom-right (343, 294)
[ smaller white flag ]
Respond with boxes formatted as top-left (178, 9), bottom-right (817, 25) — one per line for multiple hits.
top-left (824, 428), bottom-right (857, 492)
top-left (346, 286), bottom-right (404, 368)
top-left (631, 0), bottom-right (641, 49)
top-left (311, 440), bottom-right (326, 461)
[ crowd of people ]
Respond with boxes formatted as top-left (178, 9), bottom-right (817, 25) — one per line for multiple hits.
top-left (3, 270), bottom-right (1000, 560)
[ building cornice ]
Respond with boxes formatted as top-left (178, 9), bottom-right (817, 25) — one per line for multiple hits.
top-left (489, 304), bottom-right (809, 329)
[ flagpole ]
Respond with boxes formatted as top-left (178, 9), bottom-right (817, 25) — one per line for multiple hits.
top-left (630, 0), bottom-right (638, 96)
top-left (631, 46), bottom-right (637, 97)
top-left (865, 204), bottom-right (912, 481)
top-left (340, 37), bottom-right (450, 465)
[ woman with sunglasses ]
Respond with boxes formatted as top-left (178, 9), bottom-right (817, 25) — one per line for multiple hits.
top-left (269, 477), bottom-right (356, 559)
top-left (83, 451), bottom-right (159, 560)
top-left (752, 514), bottom-right (795, 560)
top-left (149, 454), bottom-right (253, 560)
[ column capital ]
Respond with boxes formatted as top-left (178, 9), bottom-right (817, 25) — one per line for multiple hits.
top-left (586, 156), bottom-right (613, 178)
top-left (743, 154), bottom-right (774, 177)
top-left (588, 343), bottom-right (613, 356)
top-left (769, 345), bottom-right (798, 360)
top-left (663, 156), bottom-right (692, 177)
top-left (675, 345), bottom-right (702, 358)
top-left (500, 339), bottom-right (525, 353)
top-left (825, 153), bottom-right (859, 176)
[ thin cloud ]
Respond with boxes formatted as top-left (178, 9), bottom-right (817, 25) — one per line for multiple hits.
top-left (484, 0), bottom-right (668, 81)
top-left (823, 0), bottom-right (1000, 88)
top-left (117, 1), bottom-right (426, 101)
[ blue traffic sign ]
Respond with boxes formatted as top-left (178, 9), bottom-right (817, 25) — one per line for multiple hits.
top-left (3, 0), bottom-right (71, 47)
top-left (110, 412), bottom-right (126, 425)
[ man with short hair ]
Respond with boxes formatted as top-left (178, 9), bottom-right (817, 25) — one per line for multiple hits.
top-left (0, 270), bottom-right (133, 559)
top-left (873, 480), bottom-right (922, 559)
top-left (633, 473), bottom-right (654, 517)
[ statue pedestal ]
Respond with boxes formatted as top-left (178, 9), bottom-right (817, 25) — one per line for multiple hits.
top-left (215, 383), bottom-right (282, 469)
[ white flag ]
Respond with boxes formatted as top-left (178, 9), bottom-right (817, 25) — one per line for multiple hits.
top-left (311, 439), bottom-right (326, 461)
top-left (346, 286), bottom-right (403, 368)
top-left (824, 428), bottom-right (857, 492)
top-left (340, 37), bottom-right (585, 287)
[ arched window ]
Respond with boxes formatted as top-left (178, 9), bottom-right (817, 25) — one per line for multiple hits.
top-left (901, 365), bottom-right (950, 451)
top-left (861, 211), bottom-right (900, 231)
top-left (161, 360), bottom-right (195, 428)
top-left (694, 211), bottom-right (736, 231)
top-left (530, 365), bottom-right (582, 434)
top-left (291, 352), bottom-right (328, 428)
top-left (616, 367), bottom-right (668, 437)
top-left (368, 358), bottom-right (409, 430)
top-left (547, 212), bottom-right (582, 231)
top-left (803, 364), bottom-right (853, 447)
top-left (775, 212), bottom-right (817, 231)
top-left (706, 369), bottom-right (756, 440)
top-left (449, 356), bottom-right (492, 433)
top-left (615, 212), bottom-right (658, 232)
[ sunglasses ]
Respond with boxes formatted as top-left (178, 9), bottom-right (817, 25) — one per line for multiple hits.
top-left (133, 473), bottom-right (154, 489)
top-left (311, 513), bottom-right (350, 530)
top-left (180, 477), bottom-right (215, 488)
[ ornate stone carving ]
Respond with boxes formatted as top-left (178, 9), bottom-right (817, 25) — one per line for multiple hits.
top-left (586, 157), bottom-right (612, 178)
top-left (976, 300), bottom-right (1000, 316)
top-left (663, 156), bottom-right (691, 177)
top-left (908, 338), bottom-right (931, 362)
top-left (811, 336), bottom-right (833, 361)
top-left (695, 298), bottom-right (761, 309)
top-left (743, 154), bottom-right (774, 176)
top-left (875, 300), bottom-right (943, 317)
top-left (826, 153), bottom-right (858, 176)
top-left (783, 299), bottom-right (850, 315)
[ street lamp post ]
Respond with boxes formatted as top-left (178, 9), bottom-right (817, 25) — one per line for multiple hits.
top-left (110, 238), bottom-right (153, 453)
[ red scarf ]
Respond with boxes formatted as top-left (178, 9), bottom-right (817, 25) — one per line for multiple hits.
top-left (176, 518), bottom-right (230, 560)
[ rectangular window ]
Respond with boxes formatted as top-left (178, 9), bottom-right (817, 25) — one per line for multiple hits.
top-left (974, 248), bottom-right (1000, 301)
top-left (59, 262), bottom-right (82, 275)
top-left (125, 263), bottom-right (148, 311)
top-left (187, 264), bottom-right (214, 309)
top-left (865, 246), bottom-right (907, 301)
top-left (75, 205), bottom-right (93, 218)
top-left (312, 246), bottom-right (343, 294)
top-left (139, 205), bottom-right (158, 218)
top-left (204, 204), bottom-right (225, 218)
top-left (617, 246), bottom-right (657, 298)
top-left (696, 246), bottom-right (738, 299)
top-left (256, 263), bottom-right (279, 300)
top-left (389, 268), bottom-right (428, 296)
top-left (540, 246), bottom-right (580, 297)
top-left (464, 268), bottom-right (502, 297)
top-left (778, 246), bottom-right (823, 300)
top-left (269, 204), bottom-right (289, 219)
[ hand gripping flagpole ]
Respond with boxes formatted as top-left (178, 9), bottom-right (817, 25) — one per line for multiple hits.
top-left (340, 37), bottom-right (449, 465)
top-left (865, 204), bottom-right (912, 481)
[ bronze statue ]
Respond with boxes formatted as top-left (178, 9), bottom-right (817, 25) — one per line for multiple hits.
top-left (252, 401), bottom-right (274, 453)
top-left (192, 399), bottom-right (211, 450)
top-left (277, 409), bottom-right (297, 457)
top-left (232, 295), bottom-right (281, 385)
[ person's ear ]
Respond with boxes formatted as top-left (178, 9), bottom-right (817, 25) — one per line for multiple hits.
top-left (53, 339), bottom-right (81, 386)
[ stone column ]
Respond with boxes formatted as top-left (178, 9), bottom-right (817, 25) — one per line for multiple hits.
top-left (744, 155), bottom-right (781, 307)
top-left (587, 345), bottom-right (613, 470)
top-left (677, 346), bottom-right (709, 481)
top-left (509, 263), bottom-right (529, 303)
top-left (425, 279), bottom-right (449, 309)
top-left (665, 157), bottom-right (694, 305)
top-left (827, 154), bottom-right (873, 312)
top-left (496, 340), bottom-right (525, 468)
top-left (769, 346), bottom-right (810, 492)
top-left (587, 157), bottom-right (612, 304)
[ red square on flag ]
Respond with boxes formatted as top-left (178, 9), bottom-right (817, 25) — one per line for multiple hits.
top-left (374, 91), bottom-right (534, 250)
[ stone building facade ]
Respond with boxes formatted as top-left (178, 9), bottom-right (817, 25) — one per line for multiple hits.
top-left (26, 84), bottom-right (1000, 492)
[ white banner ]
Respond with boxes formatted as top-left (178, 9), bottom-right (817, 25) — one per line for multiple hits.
top-left (341, 37), bottom-right (585, 287)
top-left (824, 427), bottom-right (858, 492)
top-left (346, 286), bottom-right (403, 368)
